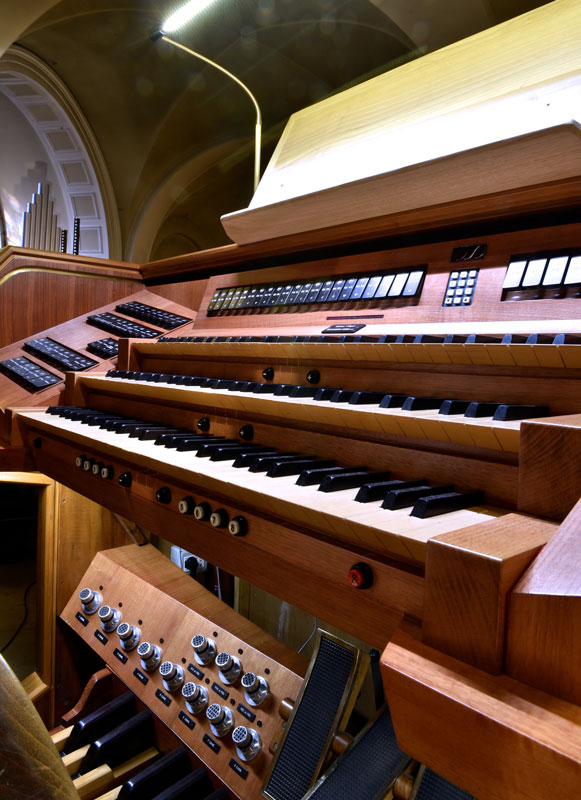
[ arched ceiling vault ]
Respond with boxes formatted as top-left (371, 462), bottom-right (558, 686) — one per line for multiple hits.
top-left (2, 0), bottom-right (553, 261)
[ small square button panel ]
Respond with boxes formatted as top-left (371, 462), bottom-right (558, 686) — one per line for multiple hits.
top-left (443, 269), bottom-right (479, 307)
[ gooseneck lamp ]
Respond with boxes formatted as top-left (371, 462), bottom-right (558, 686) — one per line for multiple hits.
top-left (152, 0), bottom-right (262, 193)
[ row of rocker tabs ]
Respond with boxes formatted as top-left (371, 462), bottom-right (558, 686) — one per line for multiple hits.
top-left (103, 372), bottom-right (550, 421)
top-left (158, 332), bottom-right (581, 345)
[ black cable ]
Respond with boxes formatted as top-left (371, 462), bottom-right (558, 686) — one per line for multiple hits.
top-left (0, 581), bottom-right (36, 654)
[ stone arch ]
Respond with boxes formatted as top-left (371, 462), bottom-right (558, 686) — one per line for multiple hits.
top-left (0, 45), bottom-right (121, 259)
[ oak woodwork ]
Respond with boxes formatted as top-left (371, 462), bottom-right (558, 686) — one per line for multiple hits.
top-left (381, 627), bottom-right (581, 800)
top-left (0, 246), bottom-right (140, 347)
top-left (0, 653), bottom-right (79, 800)
top-left (505, 496), bottom-right (581, 705)
top-left (518, 414), bottom-right (581, 520)
top-left (422, 514), bottom-right (557, 673)
top-left (60, 545), bottom-right (306, 798)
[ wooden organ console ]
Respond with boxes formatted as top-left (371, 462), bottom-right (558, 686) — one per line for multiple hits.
top-left (2, 1), bottom-right (581, 798)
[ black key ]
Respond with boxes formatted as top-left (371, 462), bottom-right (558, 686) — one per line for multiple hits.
top-left (464, 401), bottom-right (500, 418)
top-left (228, 381), bottom-right (259, 392)
top-left (379, 394), bottom-right (407, 408)
top-left (526, 333), bottom-right (555, 344)
top-left (439, 399), bottom-right (471, 415)
top-left (411, 490), bottom-right (485, 518)
top-left (443, 334), bottom-right (469, 343)
top-left (349, 391), bottom-right (387, 405)
top-left (288, 385), bottom-right (319, 398)
top-left (413, 334), bottom-right (446, 343)
top-left (355, 478), bottom-right (424, 503)
top-left (210, 444), bottom-right (264, 462)
top-left (106, 419), bottom-right (146, 432)
top-left (553, 333), bottom-right (581, 345)
top-left (248, 453), bottom-right (303, 473)
top-left (128, 426), bottom-right (171, 438)
top-left (501, 334), bottom-right (529, 344)
top-left (330, 389), bottom-right (356, 403)
top-left (402, 396), bottom-right (444, 411)
top-left (318, 469), bottom-right (384, 493)
top-left (47, 406), bottom-right (77, 416)
top-left (187, 439), bottom-right (239, 455)
top-left (273, 384), bottom-right (299, 396)
top-left (138, 427), bottom-right (186, 440)
top-left (252, 383), bottom-right (281, 394)
top-left (492, 404), bottom-right (550, 421)
top-left (296, 466), bottom-right (347, 486)
top-left (232, 448), bottom-right (278, 467)
top-left (465, 334), bottom-right (502, 343)
top-left (267, 458), bottom-right (335, 478)
top-left (155, 433), bottom-right (218, 447)
top-left (382, 483), bottom-right (454, 510)
top-left (313, 387), bottom-right (340, 401)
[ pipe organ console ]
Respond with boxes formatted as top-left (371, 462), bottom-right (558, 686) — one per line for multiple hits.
top-left (3, 3), bottom-right (581, 797)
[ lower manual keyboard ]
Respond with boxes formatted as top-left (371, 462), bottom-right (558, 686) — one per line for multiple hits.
top-left (28, 406), bottom-right (503, 562)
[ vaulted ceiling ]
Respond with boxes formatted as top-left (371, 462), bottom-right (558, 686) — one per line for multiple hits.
top-left (3, 0), bottom-right (552, 261)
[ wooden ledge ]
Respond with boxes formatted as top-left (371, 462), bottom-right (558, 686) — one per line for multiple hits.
top-left (381, 629), bottom-right (581, 800)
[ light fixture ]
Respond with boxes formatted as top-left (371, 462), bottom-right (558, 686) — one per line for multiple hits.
top-left (152, 1), bottom-right (262, 193)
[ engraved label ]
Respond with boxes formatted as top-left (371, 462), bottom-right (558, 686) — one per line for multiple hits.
top-left (155, 688), bottom-right (171, 707)
top-left (237, 703), bottom-right (256, 723)
top-left (113, 648), bottom-right (128, 664)
top-left (75, 611), bottom-right (89, 627)
top-left (229, 758), bottom-right (249, 779)
top-left (188, 663), bottom-right (204, 680)
top-left (179, 711), bottom-right (195, 730)
top-left (212, 682), bottom-right (229, 700)
top-left (203, 733), bottom-right (221, 754)
top-left (94, 630), bottom-right (108, 646)
top-left (133, 668), bottom-right (149, 685)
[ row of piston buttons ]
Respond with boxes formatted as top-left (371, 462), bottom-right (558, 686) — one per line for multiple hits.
top-left (75, 454), bottom-right (132, 487)
top-left (156, 487), bottom-right (247, 536)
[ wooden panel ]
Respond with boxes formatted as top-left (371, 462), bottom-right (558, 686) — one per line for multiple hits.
top-left (0, 247), bottom-right (140, 347)
top-left (60, 545), bottom-right (305, 798)
top-left (518, 414), bottom-right (581, 520)
top-left (422, 514), bottom-right (557, 673)
top-left (381, 628), bottom-right (581, 800)
top-left (505, 497), bottom-right (581, 705)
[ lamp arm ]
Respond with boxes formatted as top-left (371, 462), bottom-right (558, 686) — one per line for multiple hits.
top-left (160, 34), bottom-right (262, 192)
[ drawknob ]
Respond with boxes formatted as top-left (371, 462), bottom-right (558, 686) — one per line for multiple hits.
top-left (159, 661), bottom-right (184, 692)
top-left (215, 651), bottom-right (242, 684)
top-left (137, 641), bottom-right (161, 671)
top-left (78, 587), bottom-right (101, 615)
top-left (182, 682), bottom-right (208, 715)
top-left (206, 703), bottom-right (234, 738)
top-left (117, 621), bottom-right (140, 651)
top-left (191, 634), bottom-right (216, 665)
top-left (241, 671), bottom-right (270, 706)
top-left (232, 725), bottom-right (262, 761)
top-left (97, 604), bottom-right (121, 633)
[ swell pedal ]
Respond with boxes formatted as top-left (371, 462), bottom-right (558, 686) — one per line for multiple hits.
top-left (301, 705), bottom-right (411, 800)
top-left (410, 765), bottom-right (477, 800)
top-left (262, 631), bottom-right (369, 800)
